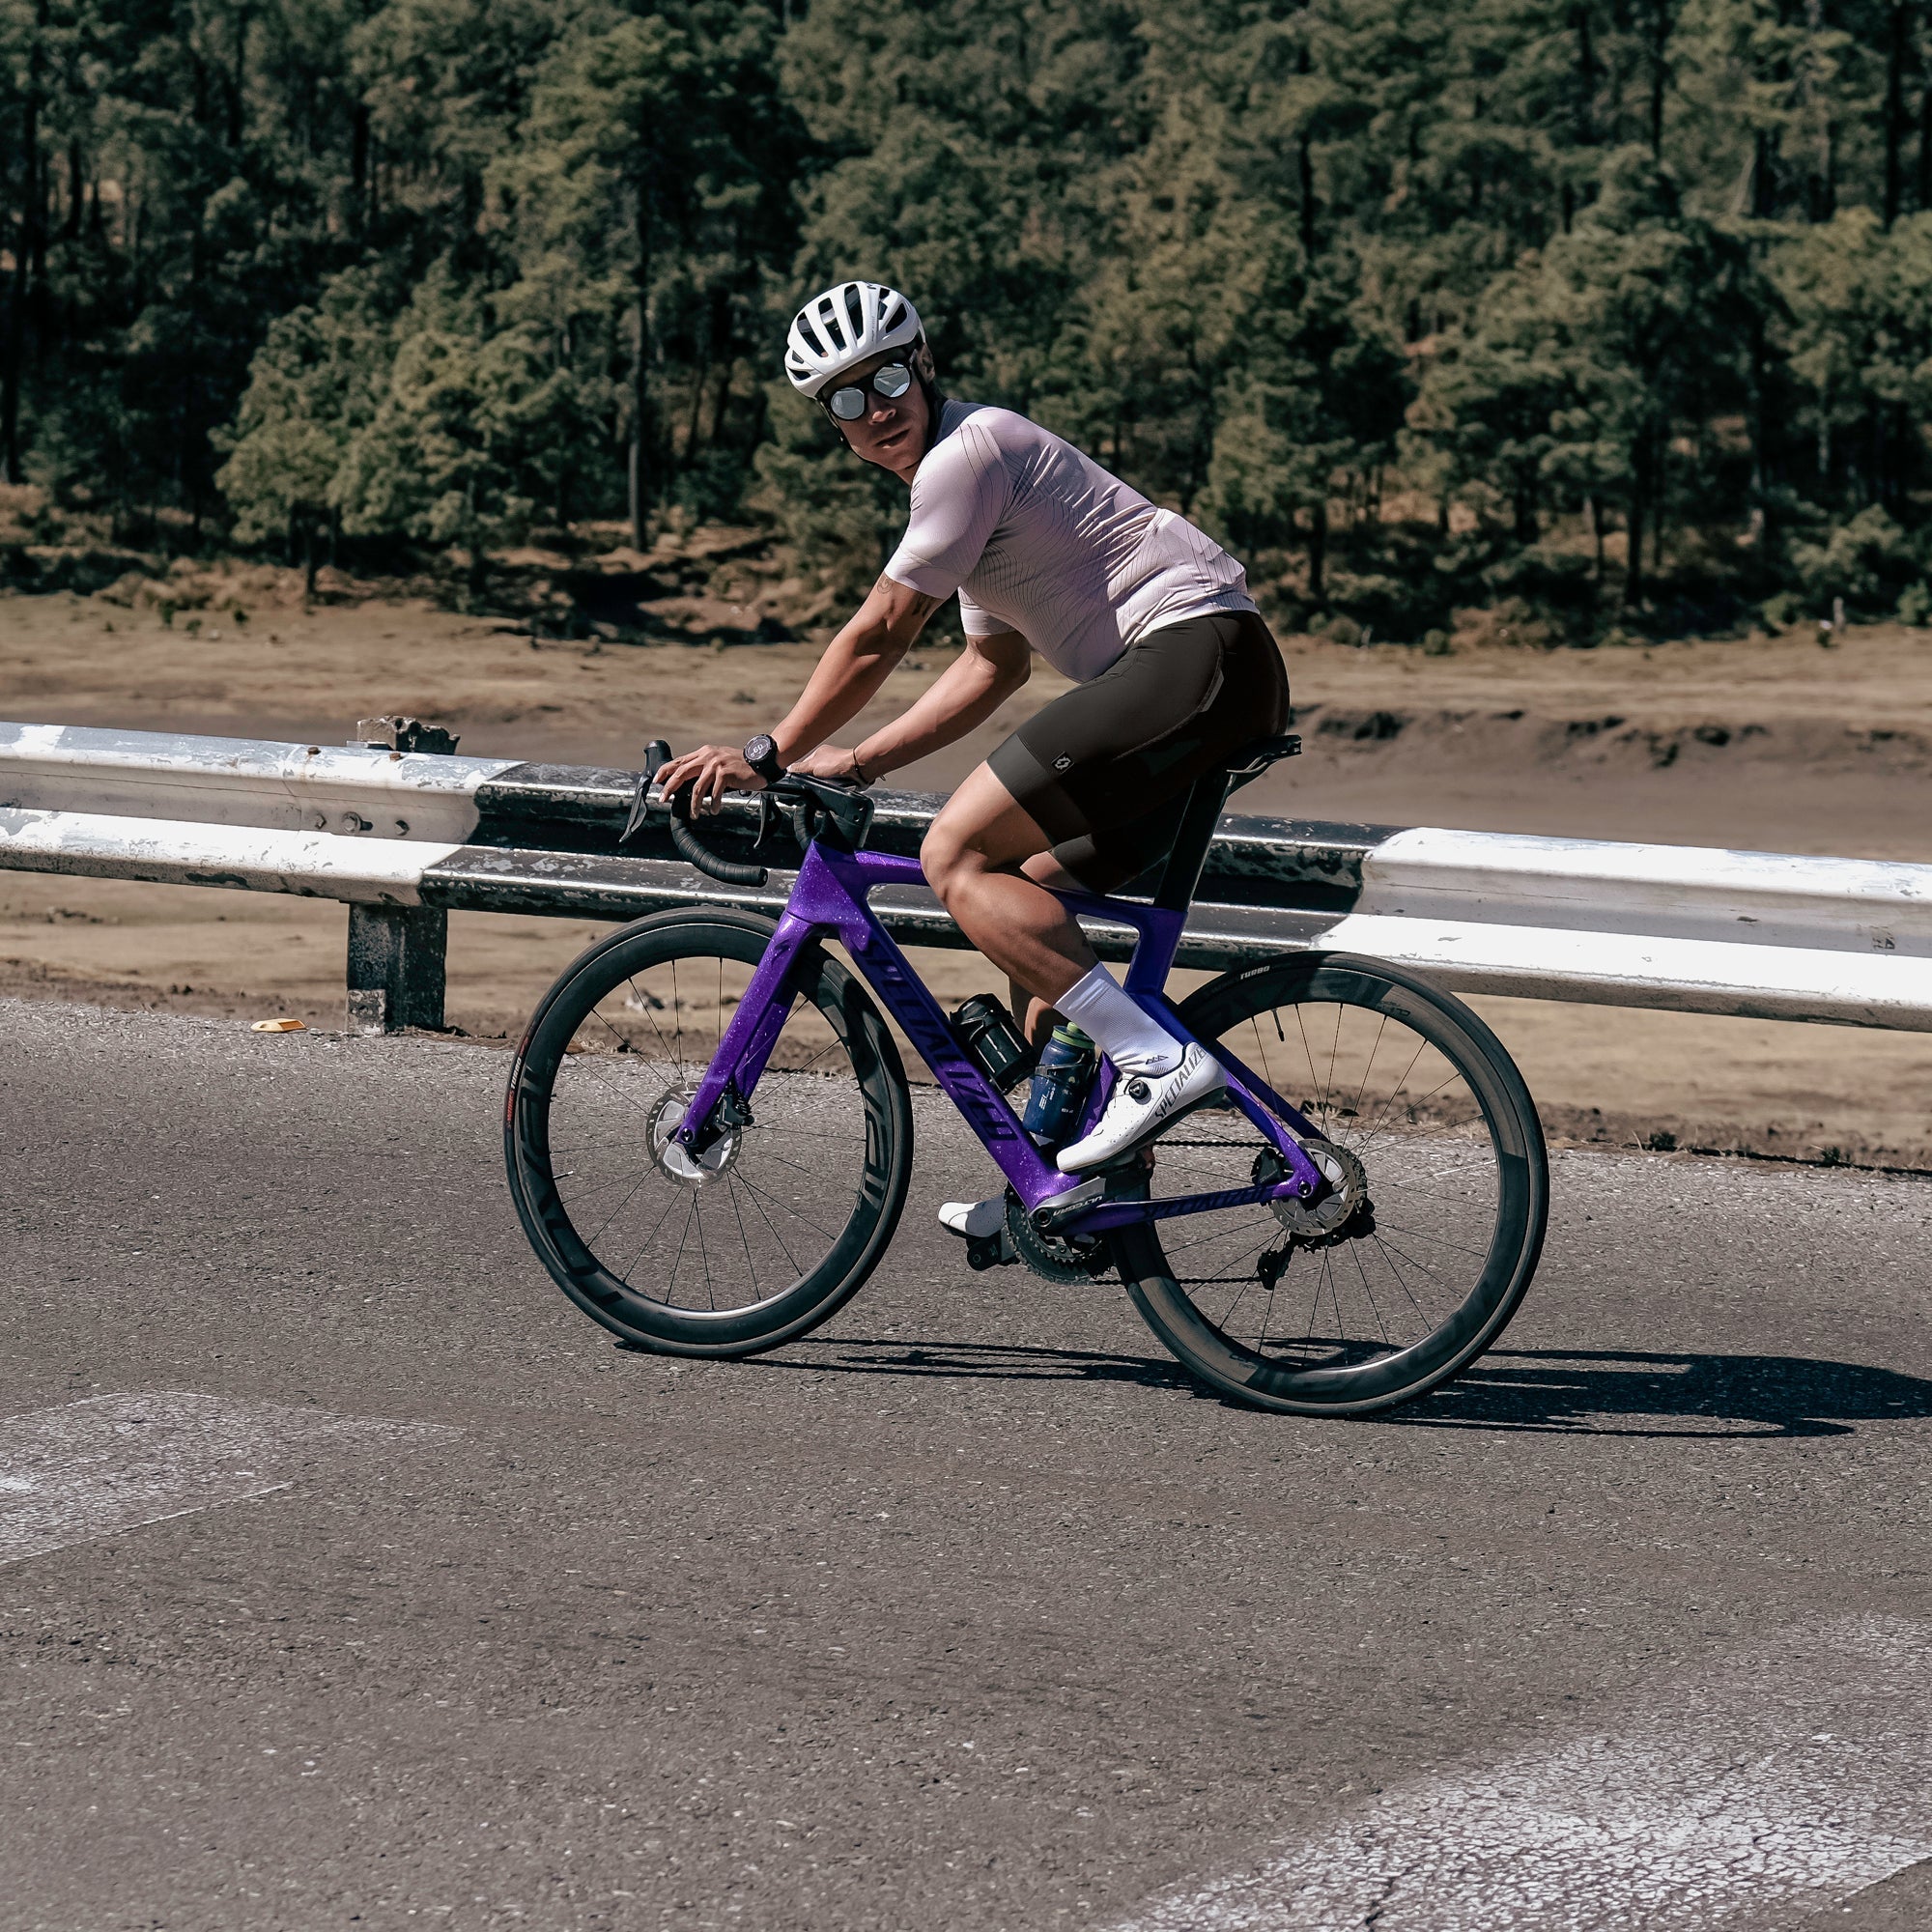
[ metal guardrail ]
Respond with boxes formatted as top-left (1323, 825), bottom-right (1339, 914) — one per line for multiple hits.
top-left (1, 720), bottom-right (1929, 1035)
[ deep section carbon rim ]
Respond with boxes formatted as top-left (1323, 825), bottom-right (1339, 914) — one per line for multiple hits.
top-left (505, 913), bottom-right (910, 1354)
top-left (1114, 954), bottom-right (1547, 1414)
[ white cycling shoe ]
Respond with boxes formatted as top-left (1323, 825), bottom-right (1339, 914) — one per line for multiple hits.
top-left (938, 1196), bottom-right (1006, 1241)
top-left (1055, 1044), bottom-right (1226, 1173)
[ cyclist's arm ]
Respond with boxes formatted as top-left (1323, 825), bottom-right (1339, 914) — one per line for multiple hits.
top-left (771, 572), bottom-right (948, 760)
top-left (832, 629), bottom-right (1030, 782)
top-left (657, 572), bottom-right (944, 812)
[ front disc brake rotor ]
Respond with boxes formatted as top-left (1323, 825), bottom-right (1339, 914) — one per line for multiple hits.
top-left (647, 1083), bottom-right (740, 1186)
top-left (1261, 1138), bottom-right (1370, 1247)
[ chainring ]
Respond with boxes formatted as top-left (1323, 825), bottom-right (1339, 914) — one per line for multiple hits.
top-left (1006, 1190), bottom-right (1113, 1284)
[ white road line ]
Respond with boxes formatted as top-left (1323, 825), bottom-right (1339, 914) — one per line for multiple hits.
top-left (0, 1392), bottom-right (456, 1566)
top-left (1109, 1617), bottom-right (1932, 1931)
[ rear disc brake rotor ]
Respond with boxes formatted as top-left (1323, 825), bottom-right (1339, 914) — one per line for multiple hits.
top-left (1259, 1139), bottom-right (1370, 1247)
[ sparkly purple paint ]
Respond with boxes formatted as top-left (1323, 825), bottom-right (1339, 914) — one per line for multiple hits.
top-left (675, 842), bottom-right (1326, 1235)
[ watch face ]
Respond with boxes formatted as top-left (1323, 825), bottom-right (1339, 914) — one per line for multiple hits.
top-left (744, 733), bottom-right (777, 770)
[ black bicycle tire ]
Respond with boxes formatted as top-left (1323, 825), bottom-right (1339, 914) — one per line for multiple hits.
top-left (504, 908), bottom-right (913, 1356)
top-left (1113, 952), bottom-right (1548, 1416)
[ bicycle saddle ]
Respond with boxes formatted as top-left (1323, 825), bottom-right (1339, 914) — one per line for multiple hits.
top-left (1225, 733), bottom-right (1301, 791)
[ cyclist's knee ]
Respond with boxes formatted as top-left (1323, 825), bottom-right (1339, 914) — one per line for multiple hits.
top-left (921, 820), bottom-right (976, 900)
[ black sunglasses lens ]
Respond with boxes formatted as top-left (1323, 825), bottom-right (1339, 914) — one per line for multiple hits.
top-left (873, 363), bottom-right (913, 398)
top-left (828, 387), bottom-right (866, 420)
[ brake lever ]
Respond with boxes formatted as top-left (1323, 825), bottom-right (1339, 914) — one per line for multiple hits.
top-left (620, 739), bottom-right (673, 845)
top-left (753, 790), bottom-right (781, 854)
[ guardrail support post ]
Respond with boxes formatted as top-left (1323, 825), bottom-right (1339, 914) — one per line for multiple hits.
top-left (346, 904), bottom-right (448, 1035)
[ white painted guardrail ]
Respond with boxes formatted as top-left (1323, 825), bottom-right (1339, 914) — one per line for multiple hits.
top-left (0, 720), bottom-right (1928, 1035)
top-left (0, 720), bottom-right (515, 841)
top-left (1326, 830), bottom-right (1932, 1031)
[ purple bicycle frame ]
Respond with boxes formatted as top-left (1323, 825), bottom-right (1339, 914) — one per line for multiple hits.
top-left (672, 842), bottom-right (1330, 1236)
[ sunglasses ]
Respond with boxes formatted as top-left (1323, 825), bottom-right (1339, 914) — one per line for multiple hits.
top-left (825, 362), bottom-right (915, 421)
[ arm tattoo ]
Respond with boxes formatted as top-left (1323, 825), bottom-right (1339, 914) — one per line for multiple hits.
top-left (874, 573), bottom-right (943, 624)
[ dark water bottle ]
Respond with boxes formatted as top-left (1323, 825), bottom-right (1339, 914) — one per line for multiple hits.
top-left (952, 994), bottom-right (1034, 1091)
top-left (1022, 1024), bottom-right (1096, 1148)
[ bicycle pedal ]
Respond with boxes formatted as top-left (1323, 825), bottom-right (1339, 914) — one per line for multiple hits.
top-left (967, 1229), bottom-right (1017, 1270)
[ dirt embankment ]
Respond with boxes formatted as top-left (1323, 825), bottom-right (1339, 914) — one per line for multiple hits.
top-left (3, 578), bottom-right (1932, 1172)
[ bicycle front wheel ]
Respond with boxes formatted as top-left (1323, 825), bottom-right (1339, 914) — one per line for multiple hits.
top-left (505, 909), bottom-right (912, 1355)
top-left (1112, 953), bottom-right (1548, 1415)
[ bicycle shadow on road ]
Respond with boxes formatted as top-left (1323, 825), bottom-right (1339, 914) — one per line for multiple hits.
top-left (752, 1341), bottom-right (1932, 1438)
top-left (754, 1335), bottom-right (1197, 1394)
top-left (1391, 1349), bottom-right (1932, 1438)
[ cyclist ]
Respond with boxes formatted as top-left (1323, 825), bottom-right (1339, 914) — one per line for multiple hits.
top-left (657, 280), bottom-right (1290, 1235)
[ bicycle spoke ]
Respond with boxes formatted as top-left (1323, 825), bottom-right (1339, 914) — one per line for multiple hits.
top-left (579, 1163), bottom-right (659, 1251)
top-left (560, 1058), bottom-right (664, 1124)
top-left (626, 975), bottom-right (678, 1064)
top-left (1349, 1013), bottom-right (1390, 1132)
top-left (616, 1189), bottom-right (688, 1292)
top-left (666, 1192), bottom-right (699, 1306)
top-left (734, 1172), bottom-right (842, 1244)
top-left (696, 1191), bottom-right (718, 1311)
top-left (1371, 1227), bottom-right (1456, 1287)
top-left (1351, 1239), bottom-right (1391, 1346)
top-left (733, 1172), bottom-right (802, 1278)
top-left (1372, 1220), bottom-right (1492, 1264)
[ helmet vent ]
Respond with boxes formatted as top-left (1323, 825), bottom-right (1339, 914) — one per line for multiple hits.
top-left (782, 280), bottom-right (923, 398)
top-left (820, 296), bottom-right (849, 354)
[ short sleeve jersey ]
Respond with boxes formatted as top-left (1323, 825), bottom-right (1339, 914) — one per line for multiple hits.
top-left (883, 401), bottom-right (1256, 683)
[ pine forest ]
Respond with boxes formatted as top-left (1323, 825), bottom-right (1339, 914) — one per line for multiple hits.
top-left (4, 0), bottom-right (1932, 641)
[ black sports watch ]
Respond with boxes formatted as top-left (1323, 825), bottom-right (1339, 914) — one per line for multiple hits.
top-left (743, 732), bottom-right (783, 783)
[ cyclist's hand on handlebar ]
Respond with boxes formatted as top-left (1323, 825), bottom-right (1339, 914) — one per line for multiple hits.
top-left (655, 744), bottom-right (763, 815)
top-left (786, 745), bottom-right (866, 782)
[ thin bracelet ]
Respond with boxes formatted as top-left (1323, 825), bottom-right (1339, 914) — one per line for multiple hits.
top-left (850, 748), bottom-right (876, 785)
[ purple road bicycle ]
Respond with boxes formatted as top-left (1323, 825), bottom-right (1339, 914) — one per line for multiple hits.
top-left (504, 737), bottom-right (1548, 1416)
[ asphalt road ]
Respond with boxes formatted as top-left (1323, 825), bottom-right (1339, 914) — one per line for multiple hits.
top-left (2, 999), bottom-right (1930, 1931)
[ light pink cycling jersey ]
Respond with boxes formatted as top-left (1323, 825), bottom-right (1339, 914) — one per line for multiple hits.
top-left (884, 401), bottom-right (1255, 682)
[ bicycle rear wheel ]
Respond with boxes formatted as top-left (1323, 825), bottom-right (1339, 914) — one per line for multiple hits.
top-left (1112, 953), bottom-right (1547, 1415)
top-left (505, 909), bottom-right (912, 1355)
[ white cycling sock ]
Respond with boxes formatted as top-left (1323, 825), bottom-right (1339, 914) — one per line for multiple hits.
top-left (1055, 964), bottom-right (1183, 1076)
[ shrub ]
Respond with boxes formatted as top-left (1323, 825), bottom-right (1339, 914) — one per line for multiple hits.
top-left (1789, 506), bottom-right (1925, 617)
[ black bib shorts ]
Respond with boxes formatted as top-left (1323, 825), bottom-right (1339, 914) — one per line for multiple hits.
top-left (986, 608), bottom-right (1292, 892)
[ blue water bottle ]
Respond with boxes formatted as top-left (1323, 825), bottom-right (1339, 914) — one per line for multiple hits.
top-left (1022, 1024), bottom-right (1096, 1149)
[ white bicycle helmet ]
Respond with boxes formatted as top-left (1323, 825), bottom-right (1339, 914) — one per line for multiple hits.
top-left (784, 281), bottom-right (923, 398)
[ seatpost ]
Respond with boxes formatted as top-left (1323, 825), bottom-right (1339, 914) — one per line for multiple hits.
top-left (1151, 770), bottom-right (1236, 912)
